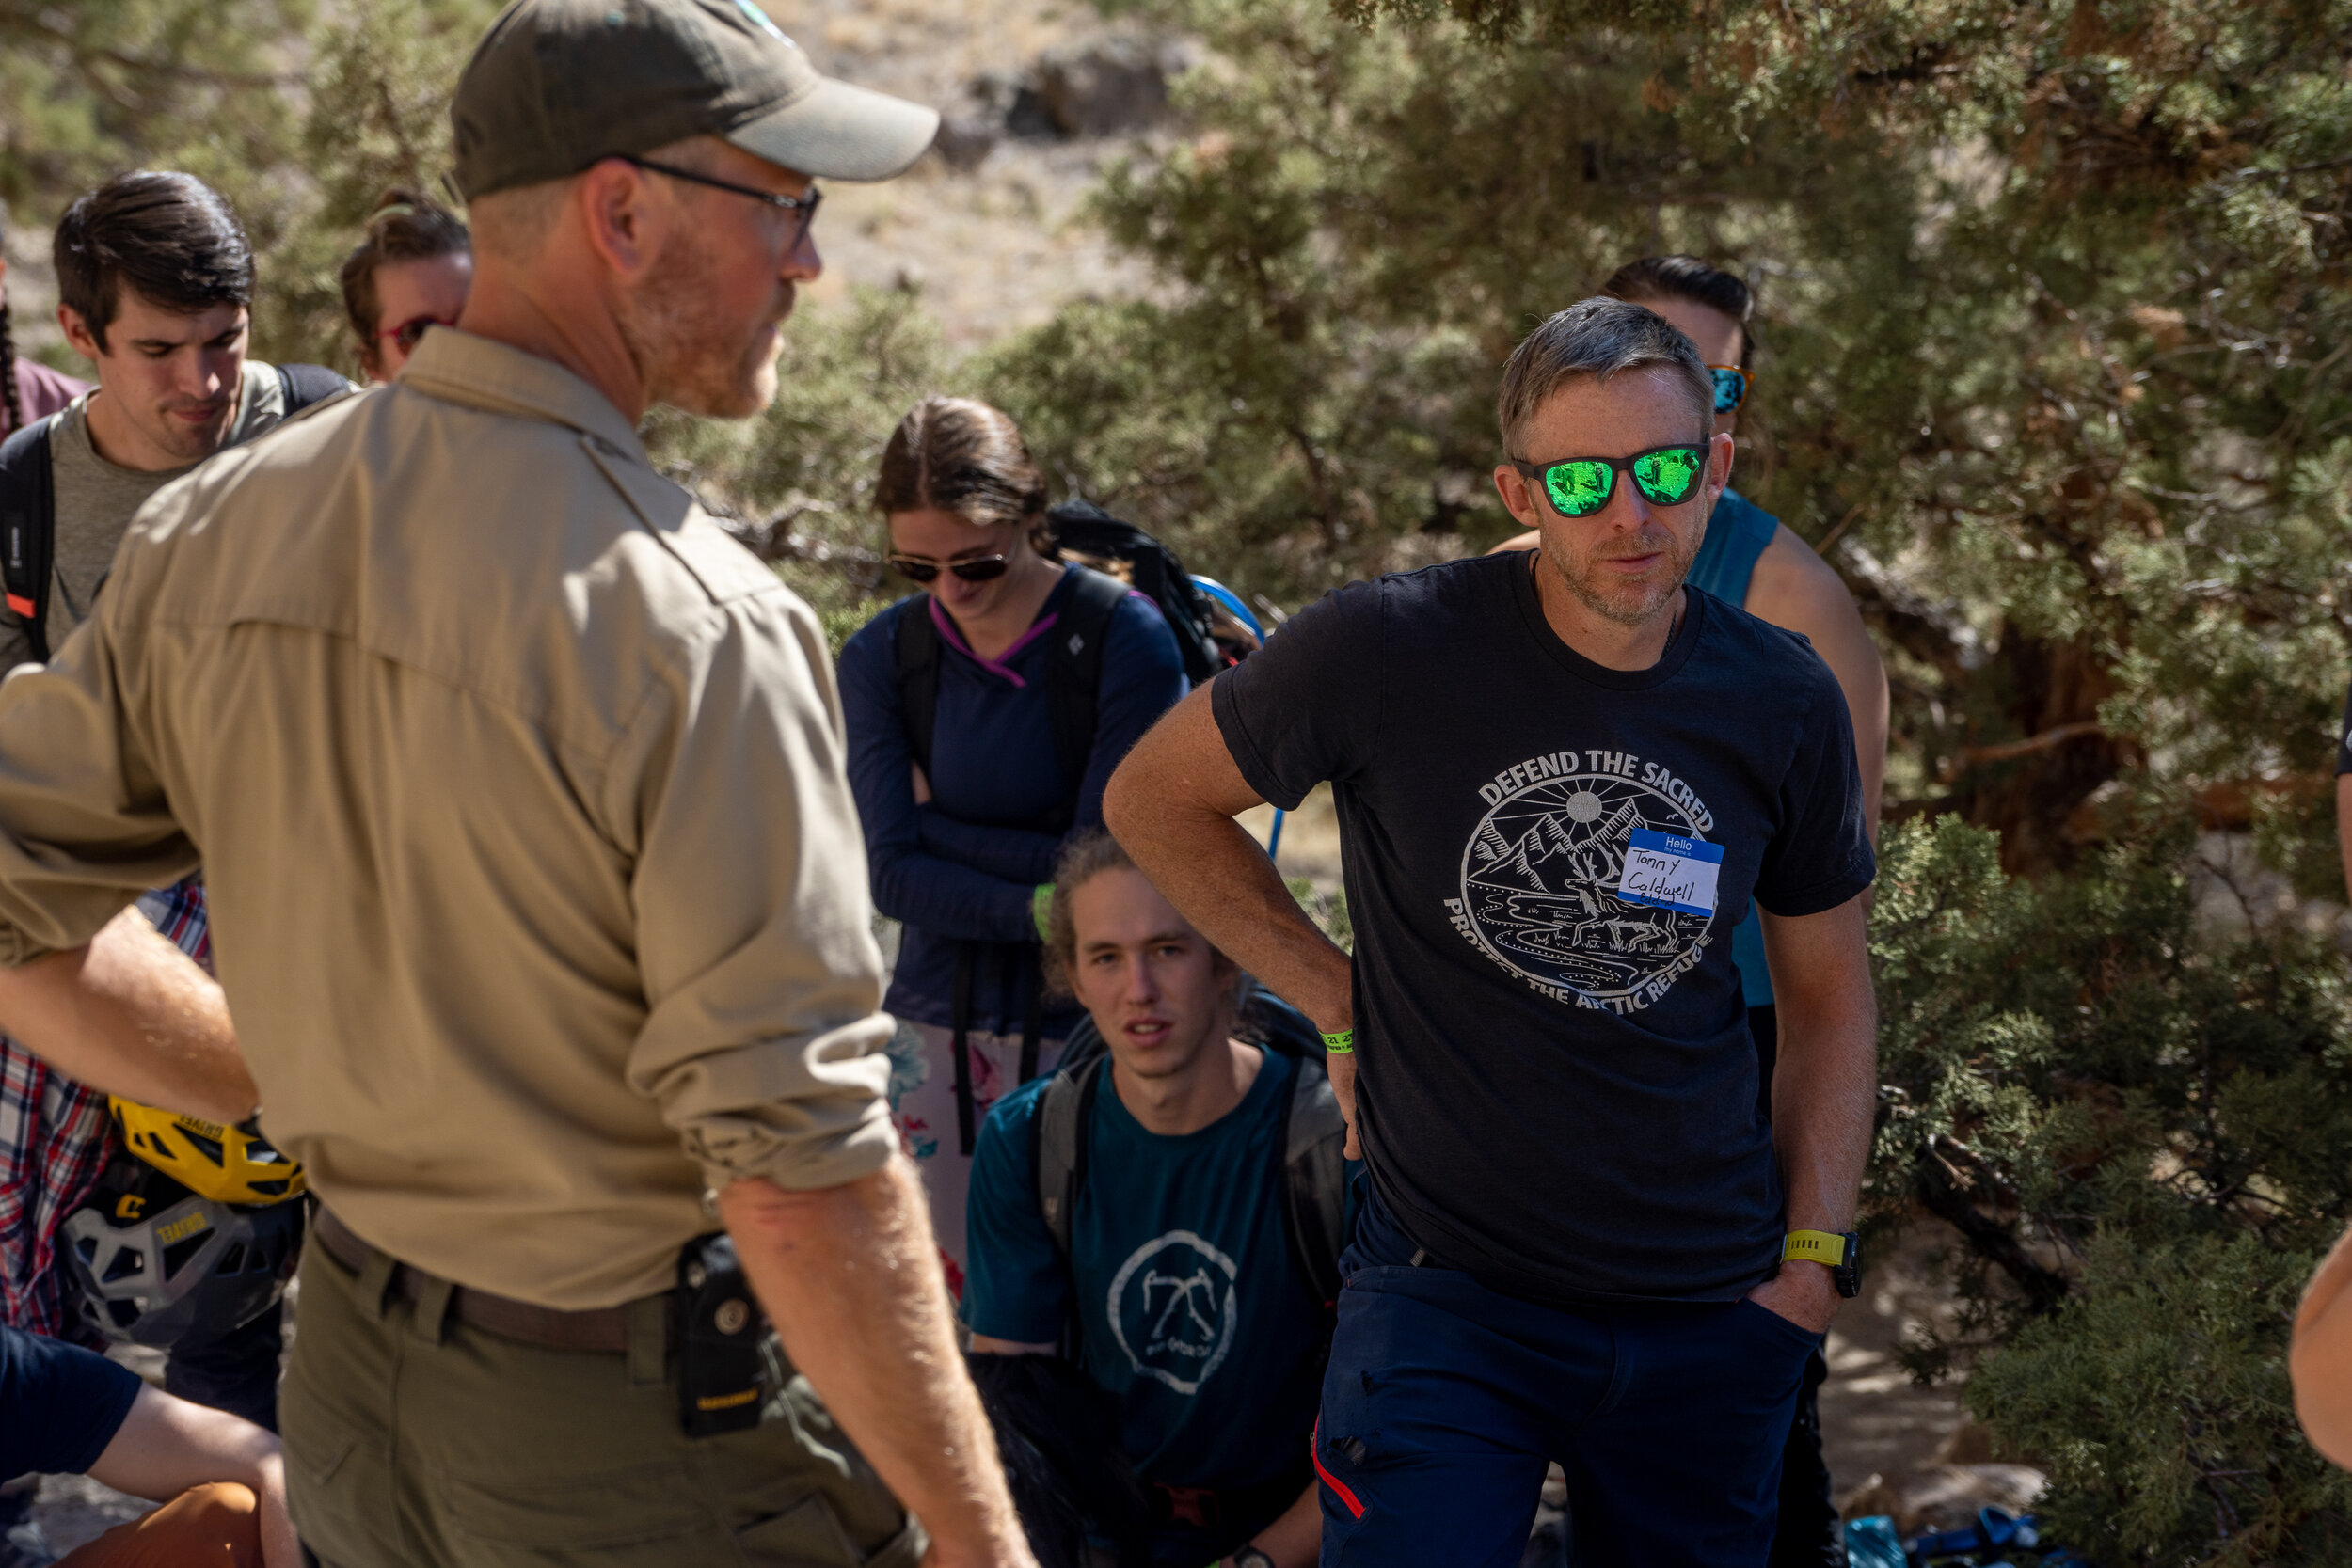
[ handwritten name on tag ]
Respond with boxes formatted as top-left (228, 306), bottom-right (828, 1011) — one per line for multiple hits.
top-left (1616, 829), bottom-right (1724, 917)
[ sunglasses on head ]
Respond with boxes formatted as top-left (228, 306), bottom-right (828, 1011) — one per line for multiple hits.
top-left (1511, 443), bottom-right (1709, 519)
top-left (1708, 364), bottom-right (1751, 415)
top-left (888, 553), bottom-right (1010, 585)
top-left (377, 315), bottom-right (455, 355)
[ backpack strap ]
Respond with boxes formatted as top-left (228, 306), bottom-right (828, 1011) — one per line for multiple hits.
top-left (1279, 1059), bottom-right (1349, 1313)
top-left (1044, 566), bottom-right (1130, 817)
top-left (1033, 1053), bottom-right (1108, 1276)
top-left (275, 363), bottom-right (351, 415)
top-left (0, 416), bottom-right (56, 665)
top-left (892, 599), bottom-right (941, 778)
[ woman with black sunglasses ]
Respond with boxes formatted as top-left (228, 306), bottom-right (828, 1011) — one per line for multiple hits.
top-left (837, 396), bottom-right (1189, 1293)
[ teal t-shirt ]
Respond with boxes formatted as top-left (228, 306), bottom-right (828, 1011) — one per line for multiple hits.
top-left (963, 1050), bottom-right (1326, 1506)
top-left (1687, 488), bottom-right (1782, 1008)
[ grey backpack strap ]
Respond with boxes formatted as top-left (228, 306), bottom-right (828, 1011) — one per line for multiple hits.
top-left (1032, 1054), bottom-right (1108, 1261)
top-left (1282, 1064), bottom-right (1349, 1311)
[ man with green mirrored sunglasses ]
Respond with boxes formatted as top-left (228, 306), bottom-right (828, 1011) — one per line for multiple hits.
top-left (1101, 297), bottom-right (1877, 1568)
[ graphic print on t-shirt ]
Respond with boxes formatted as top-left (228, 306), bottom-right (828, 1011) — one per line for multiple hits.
top-left (1446, 748), bottom-right (1721, 1015)
top-left (1106, 1228), bottom-right (1239, 1395)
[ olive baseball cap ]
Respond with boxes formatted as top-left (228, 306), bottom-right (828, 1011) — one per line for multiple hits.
top-left (452, 0), bottom-right (941, 199)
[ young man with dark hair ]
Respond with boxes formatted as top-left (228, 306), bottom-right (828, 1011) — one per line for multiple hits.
top-left (965, 832), bottom-right (1342, 1568)
top-left (1108, 298), bottom-right (1879, 1565)
top-left (0, 172), bottom-right (344, 1465)
top-left (2, 169), bottom-right (349, 669)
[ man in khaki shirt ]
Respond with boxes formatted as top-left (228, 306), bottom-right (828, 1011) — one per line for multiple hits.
top-left (0, 2), bottom-right (1033, 1565)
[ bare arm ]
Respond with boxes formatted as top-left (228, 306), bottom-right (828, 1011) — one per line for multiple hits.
top-left (722, 1162), bottom-right (1035, 1568)
top-left (1745, 528), bottom-right (1889, 840)
top-left (1104, 686), bottom-right (1360, 1153)
top-left (87, 1385), bottom-right (299, 1568)
top-left (1747, 894), bottom-right (1877, 1334)
top-left (969, 1335), bottom-right (1057, 1355)
top-left (2296, 1221), bottom-right (2352, 1466)
top-left (0, 904), bottom-right (254, 1122)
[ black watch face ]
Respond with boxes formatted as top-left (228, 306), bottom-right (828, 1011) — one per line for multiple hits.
top-left (1833, 1232), bottom-right (1862, 1297)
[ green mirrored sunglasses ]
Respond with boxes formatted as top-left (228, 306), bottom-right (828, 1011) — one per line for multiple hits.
top-left (1511, 444), bottom-right (1709, 519)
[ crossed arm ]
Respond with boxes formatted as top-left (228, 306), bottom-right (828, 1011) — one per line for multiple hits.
top-left (89, 1385), bottom-right (301, 1568)
top-left (0, 903), bottom-right (254, 1122)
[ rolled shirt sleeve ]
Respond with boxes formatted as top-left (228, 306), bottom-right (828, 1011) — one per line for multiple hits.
top-left (619, 590), bottom-right (898, 1196)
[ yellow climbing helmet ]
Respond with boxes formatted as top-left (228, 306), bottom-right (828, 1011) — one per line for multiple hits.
top-left (108, 1099), bottom-right (306, 1206)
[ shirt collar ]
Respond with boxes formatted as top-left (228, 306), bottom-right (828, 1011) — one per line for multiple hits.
top-left (395, 329), bottom-right (649, 461)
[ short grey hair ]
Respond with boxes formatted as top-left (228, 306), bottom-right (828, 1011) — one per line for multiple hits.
top-left (1495, 297), bottom-right (1714, 454)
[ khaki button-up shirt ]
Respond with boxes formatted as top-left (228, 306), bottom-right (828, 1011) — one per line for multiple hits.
top-left (0, 329), bottom-right (896, 1308)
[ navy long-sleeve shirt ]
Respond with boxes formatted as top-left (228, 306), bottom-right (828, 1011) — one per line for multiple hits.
top-left (840, 569), bottom-right (1187, 1035)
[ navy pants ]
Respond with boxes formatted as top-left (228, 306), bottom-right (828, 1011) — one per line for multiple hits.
top-left (1314, 1188), bottom-right (1819, 1568)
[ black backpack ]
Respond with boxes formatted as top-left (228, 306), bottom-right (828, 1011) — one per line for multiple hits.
top-left (0, 362), bottom-right (348, 661)
top-left (1031, 987), bottom-right (1350, 1322)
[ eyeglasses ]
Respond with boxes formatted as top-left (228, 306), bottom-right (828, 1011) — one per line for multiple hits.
top-left (376, 315), bottom-right (454, 356)
top-left (1510, 444), bottom-right (1709, 519)
top-left (615, 155), bottom-right (824, 247)
top-left (1708, 365), bottom-right (1752, 415)
top-left (889, 553), bottom-right (1010, 585)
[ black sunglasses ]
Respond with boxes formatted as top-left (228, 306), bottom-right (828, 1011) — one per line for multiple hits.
top-left (889, 553), bottom-right (1010, 585)
top-left (614, 155), bottom-right (823, 246)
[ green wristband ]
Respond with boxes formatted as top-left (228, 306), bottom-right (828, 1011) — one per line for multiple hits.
top-left (1321, 1028), bottom-right (1355, 1054)
top-left (1032, 883), bottom-right (1054, 943)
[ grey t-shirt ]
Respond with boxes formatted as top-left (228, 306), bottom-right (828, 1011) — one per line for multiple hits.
top-left (0, 359), bottom-right (288, 670)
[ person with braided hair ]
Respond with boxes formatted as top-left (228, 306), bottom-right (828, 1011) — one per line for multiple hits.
top-left (0, 206), bottom-right (89, 440)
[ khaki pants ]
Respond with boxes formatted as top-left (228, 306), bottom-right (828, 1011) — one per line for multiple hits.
top-left (280, 1239), bottom-right (921, 1568)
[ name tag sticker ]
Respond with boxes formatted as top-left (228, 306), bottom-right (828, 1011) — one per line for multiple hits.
top-left (1617, 830), bottom-right (1724, 917)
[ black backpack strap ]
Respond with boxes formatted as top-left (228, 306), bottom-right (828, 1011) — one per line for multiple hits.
top-left (892, 598), bottom-right (941, 778)
top-left (0, 416), bottom-right (56, 665)
top-left (275, 362), bottom-right (351, 415)
top-left (1279, 1059), bottom-right (1350, 1312)
top-left (1045, 566), bottom-right (1130, 816)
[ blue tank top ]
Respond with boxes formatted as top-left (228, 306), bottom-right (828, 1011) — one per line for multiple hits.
top-left (1686, 489), bottom-right (1780, 1007)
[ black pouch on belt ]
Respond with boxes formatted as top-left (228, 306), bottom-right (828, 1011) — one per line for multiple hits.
top-left (676, 1232), bottom-right (771, 1437)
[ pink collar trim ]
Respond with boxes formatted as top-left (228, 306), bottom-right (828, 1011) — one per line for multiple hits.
top-left (929, 595), bottom-right (1061, 689)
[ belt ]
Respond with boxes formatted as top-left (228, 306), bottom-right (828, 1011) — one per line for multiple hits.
top-left (312, 1206), bottom-right (660, 1354)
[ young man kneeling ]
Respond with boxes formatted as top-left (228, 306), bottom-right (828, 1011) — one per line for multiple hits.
top-left (965, 833), bottom-right (1344, 1568)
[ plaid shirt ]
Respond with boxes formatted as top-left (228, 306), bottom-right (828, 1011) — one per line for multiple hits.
top-left (0, 877), bottom-right (211, 1340)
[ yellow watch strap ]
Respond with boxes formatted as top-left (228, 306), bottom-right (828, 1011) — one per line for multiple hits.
top-left (1783, 1229), bottom-right (1849, 1267)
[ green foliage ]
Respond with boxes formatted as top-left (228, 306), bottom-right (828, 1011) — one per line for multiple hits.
top-left (976, 0), bottom-right (2352, 878)
top-left (1968, 1234), bottom-right (2352, 1564)
top-left (1872, 816), bottom-right (2352, 1557)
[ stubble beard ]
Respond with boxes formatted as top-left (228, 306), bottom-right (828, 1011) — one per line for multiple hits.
top-left (617, 232), bottom-right (786, 420)
top-left (1539, 521), bottom-right (1698, 630)
top-left (143, 394), bottom-right (238, 466)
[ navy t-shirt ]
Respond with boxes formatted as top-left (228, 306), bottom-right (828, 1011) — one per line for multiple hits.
top-left (1211, 553), bottom-right (1874, 1307)
top-left (1, 1323), bottom-right (142, 1482)
top-left (964, 1051), bottom-right (1325, 1511)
